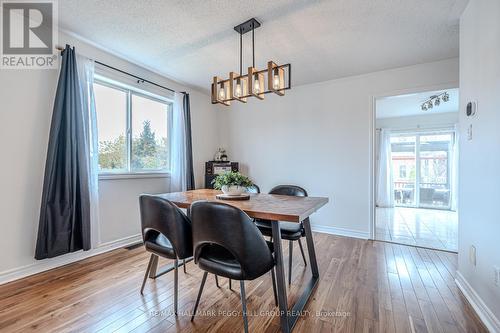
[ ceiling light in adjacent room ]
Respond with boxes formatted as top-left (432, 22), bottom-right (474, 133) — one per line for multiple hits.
top-left (421, 91), bottom-right (450, 111)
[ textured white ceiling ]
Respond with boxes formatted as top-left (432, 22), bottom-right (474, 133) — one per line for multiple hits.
top-left (376, 88), bottom-right (459, 118)
top-left (58, 0), bottom-right (467, 92)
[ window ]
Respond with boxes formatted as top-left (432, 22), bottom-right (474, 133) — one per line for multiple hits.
top-left (94, 76), bottom-right (172, 174)
top-left (390, 131), bottom-right (454, 209)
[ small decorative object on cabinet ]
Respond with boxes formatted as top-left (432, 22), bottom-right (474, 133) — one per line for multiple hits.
top-left (205, 161), bottom-right (238, 189)
top-left (214, 148), bottom-right (227, 162)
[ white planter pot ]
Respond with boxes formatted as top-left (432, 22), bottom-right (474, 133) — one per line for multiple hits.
top-left (221, 185), bottom-right (246, 196)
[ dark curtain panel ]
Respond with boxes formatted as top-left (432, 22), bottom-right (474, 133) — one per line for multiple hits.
top-left (35, 45), bottom-right (91, 259)
top-left (183, 93), bottom-right (195, 190)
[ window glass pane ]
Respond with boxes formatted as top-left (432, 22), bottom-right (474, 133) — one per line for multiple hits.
top-left (419, 133), bottom-right (452, 208)
top-left (94, 83), bottom-right (127, 172)
top-left (391, 135), bottom-right (416, 206)
top-left (131, 94), bottom-right (169, 171)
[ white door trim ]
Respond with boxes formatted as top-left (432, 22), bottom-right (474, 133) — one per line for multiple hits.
top-left (369, 82), bottom-right (459, 240)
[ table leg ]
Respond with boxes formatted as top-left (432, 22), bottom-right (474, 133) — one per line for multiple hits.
top-left (303, 218), bottom-right (319, 277)
top-left (287, 218), bottom-right (320, 330)
top-left (272, 221), bottom-right (290, 333)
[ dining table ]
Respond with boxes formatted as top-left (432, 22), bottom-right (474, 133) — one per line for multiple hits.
top-left (153, 188), bottom-right (329, 333)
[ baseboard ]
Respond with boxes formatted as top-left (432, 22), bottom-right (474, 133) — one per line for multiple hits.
top-left (0, 234), bottom-right (142, 285)
top-left (455, 271), bottom-right (500, 333)
top-left (312, 224), bottom-right (370, 240)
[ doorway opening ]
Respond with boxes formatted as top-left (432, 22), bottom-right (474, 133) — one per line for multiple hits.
top-left (374, 88), bottom-right (459, 252)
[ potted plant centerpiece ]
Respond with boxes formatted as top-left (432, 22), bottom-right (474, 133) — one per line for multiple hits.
top-left (212, 171), bottom-right (253, 196)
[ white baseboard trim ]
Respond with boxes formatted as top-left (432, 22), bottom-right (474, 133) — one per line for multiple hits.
top-left (455, 271), bottom-right (500, 333)
top-left (0, 234), bottom-right (142, 285)
top-left (311, 224), bottom-right (369, 240)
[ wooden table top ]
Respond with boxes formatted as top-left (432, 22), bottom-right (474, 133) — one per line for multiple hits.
top-left (158, 189), bottom-right (329, 222)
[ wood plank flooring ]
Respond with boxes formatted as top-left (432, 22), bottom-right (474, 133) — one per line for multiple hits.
top-left (0, 233), bottom-right (487, 333)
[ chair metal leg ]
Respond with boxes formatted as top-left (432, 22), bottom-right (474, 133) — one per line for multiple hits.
top-left (229, 278), bottom-right (232, 290)
top-left (191, 271), bottom-right (208, 321)
top-left (148, 254), bottom-right (159, 278)
top-left (298, 238), bottom-right (307, 266)
top-left (140, 254), bottom-right (155, 295)
top-left (288, 240), bottom-right (293, 285)
top-left (240, 280), bottom-right (249, 333)
top-left (183, 258), bottom-right (187, 273)
top-left (271, 268), bottom-right (278, 307)
top-left (174, 259), bottom-right (178, 315)
top-left (215, 275), bottom-right (220, 288)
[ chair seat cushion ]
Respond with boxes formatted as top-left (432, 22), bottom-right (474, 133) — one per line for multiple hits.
top-left (144, 233), bottom-right (176, 259)
top-left (255, 219), bottom-right (304, 240)
top-left (197, 242), bottom-right (274, 280)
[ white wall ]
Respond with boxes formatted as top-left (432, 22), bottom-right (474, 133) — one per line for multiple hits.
top-left (457, 0), bottom-right (500, 330)
top-left (376, 112), bottom-right (458, 129)
top-left (0, 31), bottom-right (219, 282)
top-left (218, 58), bottom-right (459, 238)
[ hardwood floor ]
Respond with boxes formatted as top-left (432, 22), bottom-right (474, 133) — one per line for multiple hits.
top-left (0, 233), bottom-right (487, 333)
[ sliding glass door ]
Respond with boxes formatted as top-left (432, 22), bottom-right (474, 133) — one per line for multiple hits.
top-left (391, 135), bottom-right (417, 207)
top-left (391, 131), bottom-right (454, 210)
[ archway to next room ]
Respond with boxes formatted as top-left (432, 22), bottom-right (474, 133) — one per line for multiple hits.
top-left (374, 88), bottom-right (459, 252)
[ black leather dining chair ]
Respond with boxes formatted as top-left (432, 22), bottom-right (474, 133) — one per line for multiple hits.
top-left (138, 194), bottom-right (193, 315)
top-left (246, 184), bottom-right (260, 194)
top-left (224, 183), bottom-right (261, 291)
top-left (190, 201), bottom-right (278, 333)
top-left (254, 185), bottom-right (309, 285)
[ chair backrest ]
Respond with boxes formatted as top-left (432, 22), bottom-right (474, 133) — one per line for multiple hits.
top-left (269, 184), bottom-right (308, 197)
top-left (190, 200), bottom-right (274, 280)
top-left (139, 194), bottom-right (193, 259)
top-left (270, 185), bottom-right (309, 225)
top-left (247, 184), bottom-right (260, 194)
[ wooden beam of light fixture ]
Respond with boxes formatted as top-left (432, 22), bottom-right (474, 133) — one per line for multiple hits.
top-left (211, 18), bottom-right (291, 106)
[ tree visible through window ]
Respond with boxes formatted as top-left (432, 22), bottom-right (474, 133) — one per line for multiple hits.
top-left (94, 78), bottom-right (171, 173)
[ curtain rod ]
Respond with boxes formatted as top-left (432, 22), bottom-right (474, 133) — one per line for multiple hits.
top-left (56, 46), bottom-right (185, 94)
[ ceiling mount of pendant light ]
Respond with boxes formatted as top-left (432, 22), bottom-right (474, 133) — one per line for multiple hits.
top-left (211, 18), bottom-right (291, 106)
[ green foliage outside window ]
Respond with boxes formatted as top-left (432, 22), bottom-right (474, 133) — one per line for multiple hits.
top-left (99, 120), bottom-right (168, 171)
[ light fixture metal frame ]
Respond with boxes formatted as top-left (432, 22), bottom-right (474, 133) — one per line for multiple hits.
top-left (211, 18), bottom-right (291, 106)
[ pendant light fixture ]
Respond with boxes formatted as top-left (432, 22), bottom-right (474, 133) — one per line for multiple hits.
top-left (211, 18), bottom-right (291, 106)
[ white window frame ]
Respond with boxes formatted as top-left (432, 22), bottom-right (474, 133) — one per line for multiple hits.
top-left (94, 74), bottom-right (173, 179)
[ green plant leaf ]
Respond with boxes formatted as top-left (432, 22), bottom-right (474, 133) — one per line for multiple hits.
top-left (211, 171), bottom-right (253, 190)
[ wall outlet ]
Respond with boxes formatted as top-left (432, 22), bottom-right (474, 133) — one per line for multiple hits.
top-left (469, 245), bottom-right (476, 266)
top-left (494, 266), bottom-right (500, 287)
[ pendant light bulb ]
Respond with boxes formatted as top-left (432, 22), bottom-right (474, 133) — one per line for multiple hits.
top-left (235, 79), bottom-right (242, 97)
top-left (273, 68), bottom-right (280, 90)
top-left (253, 75), bottom-right (260, 94)
top-left (218, 85), bottom-right (225, 100)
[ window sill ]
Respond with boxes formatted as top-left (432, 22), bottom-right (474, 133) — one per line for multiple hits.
top-left (98, 172), bottom-right (171, 180)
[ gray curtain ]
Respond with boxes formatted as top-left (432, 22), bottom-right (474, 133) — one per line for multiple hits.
top-left (183, 93), bottom-right (195, 190)
top-left (35, 45), bottom-right (91, 259)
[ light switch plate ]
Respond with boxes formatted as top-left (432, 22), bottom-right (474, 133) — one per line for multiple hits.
top-left (494, 266), bottom-right (500, 287)
top-left (470, 245), bottom-right (476, 266)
